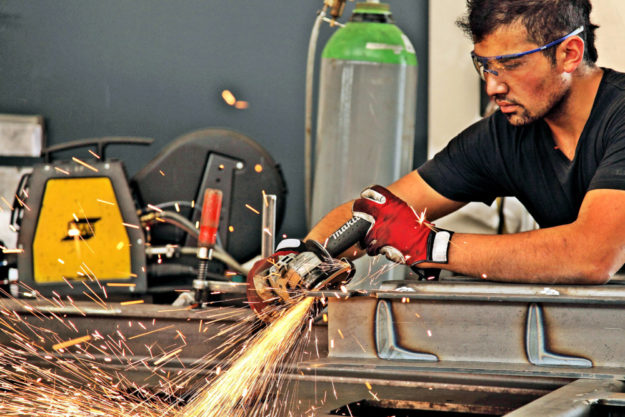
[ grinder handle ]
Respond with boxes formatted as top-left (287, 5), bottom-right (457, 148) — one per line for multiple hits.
top-left (323, 216), bottom-right (371, 258)
top-left (198, 188), bottom-right (223, 248)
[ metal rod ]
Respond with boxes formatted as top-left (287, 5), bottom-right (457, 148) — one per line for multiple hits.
top-left (261, 194), bottom-right (277, 258)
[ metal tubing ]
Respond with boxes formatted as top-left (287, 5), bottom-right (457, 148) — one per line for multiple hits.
top-left (261, 194), bottom-right (276, 258)
top-left (310, 280), bottom-right (625, 305)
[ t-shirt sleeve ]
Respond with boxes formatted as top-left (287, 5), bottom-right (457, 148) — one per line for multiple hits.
top-left (589, 98), bottom-right (625, 191)
top-left (418, 115), bottom-right (507, 205)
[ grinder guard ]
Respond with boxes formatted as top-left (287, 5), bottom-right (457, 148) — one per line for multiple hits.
top-left (247, 240), bottom-right (354, 322)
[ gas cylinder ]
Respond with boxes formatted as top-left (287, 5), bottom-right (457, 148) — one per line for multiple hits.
top-left (311, 2), bottom-right (417, 282)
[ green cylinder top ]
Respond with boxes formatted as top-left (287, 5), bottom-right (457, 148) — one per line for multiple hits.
top-left (354, 3), bottom-right (390, 14)
top-left (322, 2), bottom-right (417, 66)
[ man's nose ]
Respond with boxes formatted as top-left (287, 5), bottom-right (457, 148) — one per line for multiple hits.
top-left (484, 72), bottom-right (508, 97)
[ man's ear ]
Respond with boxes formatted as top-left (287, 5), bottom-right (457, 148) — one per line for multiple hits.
top-left (559, 35), bottom-right (585, 73)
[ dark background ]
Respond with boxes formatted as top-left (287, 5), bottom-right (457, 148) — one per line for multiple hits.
top-left (0, 1), bottom-right (428, 238)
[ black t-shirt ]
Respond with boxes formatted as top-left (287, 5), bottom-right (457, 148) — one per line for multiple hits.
top-left (418, 68), bottom-right (625, 228)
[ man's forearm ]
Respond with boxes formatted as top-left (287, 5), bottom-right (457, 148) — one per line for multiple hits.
top-left (306, 201), bottom-right (353, 241)
top-left (423, 226), bottom-right (615, 284)
top-left (305, 201), bottom-right (366, 259)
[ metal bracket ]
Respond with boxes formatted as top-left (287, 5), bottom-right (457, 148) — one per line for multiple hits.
top-left (375, 300), bottom-right (438, 362)
top-left (525, 303), bottom-right (592, 368)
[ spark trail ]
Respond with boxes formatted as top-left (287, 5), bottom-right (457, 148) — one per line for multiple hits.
top-left (180, 297), bottom-right (315, 417)
top-left (0, 288), bottom-right (316, 417)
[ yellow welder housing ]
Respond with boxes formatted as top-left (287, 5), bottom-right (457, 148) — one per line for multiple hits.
top-left (33, 177), bottom-right (131, 283)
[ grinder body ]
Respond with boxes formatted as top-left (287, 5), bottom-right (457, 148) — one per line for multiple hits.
top-left (248, 217), bottom-right (370, 320)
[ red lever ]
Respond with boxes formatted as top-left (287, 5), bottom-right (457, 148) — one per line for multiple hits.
top-left (198, 188), bottom-right (222, 248)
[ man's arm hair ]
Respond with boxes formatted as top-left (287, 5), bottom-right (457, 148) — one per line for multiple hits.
top-left (420, 188), bottom-right (625, 284)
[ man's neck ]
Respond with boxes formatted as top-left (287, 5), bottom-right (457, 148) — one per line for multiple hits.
top-left (544, 66), bottom-right (604, 160)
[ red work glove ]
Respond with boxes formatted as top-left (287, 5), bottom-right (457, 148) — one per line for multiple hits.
top-left (352, 185), bottom-right (453, 267)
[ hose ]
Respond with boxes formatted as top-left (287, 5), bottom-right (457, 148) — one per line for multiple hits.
top-left (152, 200), bottom-right (194, 211)
top-left (142, 210), bottom-right (198, 237)
top-left (304, 7), bottom-right (327, 229)
top-left (140, 210), bottom-right (248, 274)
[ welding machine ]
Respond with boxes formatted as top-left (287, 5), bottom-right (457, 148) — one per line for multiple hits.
top-left (12, 130), bottom-right (287, 298)
top-left (13, 138), bottom-right (152, 296)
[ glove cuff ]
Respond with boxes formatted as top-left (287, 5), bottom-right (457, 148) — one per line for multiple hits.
top-left (427, 229), bottom-right (453, 264)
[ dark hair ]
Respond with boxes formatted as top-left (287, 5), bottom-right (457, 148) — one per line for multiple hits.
top-left (457, 0), bottom-right (599, 64)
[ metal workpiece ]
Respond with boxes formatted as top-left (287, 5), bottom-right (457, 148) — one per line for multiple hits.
top-left (199, 280), bottom-right (247, 294)
top-left (505, 378), bottom-right (625, 416)
top-left (7, 274), bottom-right (625, 415)
top-left (288, 279), bottom-right (625, 415)
top-left (293, 361), bottom-right (565, 416)
top-left (374, 279), bottom-right (625, 304)
top-left (290, 375), bottom-right (549, 416)
top-left (317, 280), bottom-right (625, 378)
top-left (309, 278), bottom-right (625, 303)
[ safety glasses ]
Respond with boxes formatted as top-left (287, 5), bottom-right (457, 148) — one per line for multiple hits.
top-left (471, 26), bottom-right (584, 81)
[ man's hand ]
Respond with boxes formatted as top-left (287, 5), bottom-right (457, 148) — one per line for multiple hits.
top-left (352, 185), bottom-right (453, 266)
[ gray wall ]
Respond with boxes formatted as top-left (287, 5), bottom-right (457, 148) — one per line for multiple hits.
top-left (0, 1), bottom-right (428, 238)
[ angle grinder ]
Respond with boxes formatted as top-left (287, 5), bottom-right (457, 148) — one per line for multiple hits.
top-left (247, 216), bottom-right (371, 321)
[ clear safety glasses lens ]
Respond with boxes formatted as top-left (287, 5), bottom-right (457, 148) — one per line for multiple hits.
top-left (471, 54), bottom-right (498, 81)
top-left (470, 26), bottom-right (584, 81)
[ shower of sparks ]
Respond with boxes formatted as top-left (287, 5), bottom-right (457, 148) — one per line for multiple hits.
top-left (0, 279), bottom-right (301, 415)
top-left (180, 297), bottom-right (315, 417)
top-left (0, 288), bottom-right (175, 416)
top-left (0, 251), bottom-right (400, 416)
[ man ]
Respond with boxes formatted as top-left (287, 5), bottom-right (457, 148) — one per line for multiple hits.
top-left (254, 0), bottom-right (625, 291)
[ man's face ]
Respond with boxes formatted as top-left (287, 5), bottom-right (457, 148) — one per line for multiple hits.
top-left (473, 23), bottom-right (570, 126)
